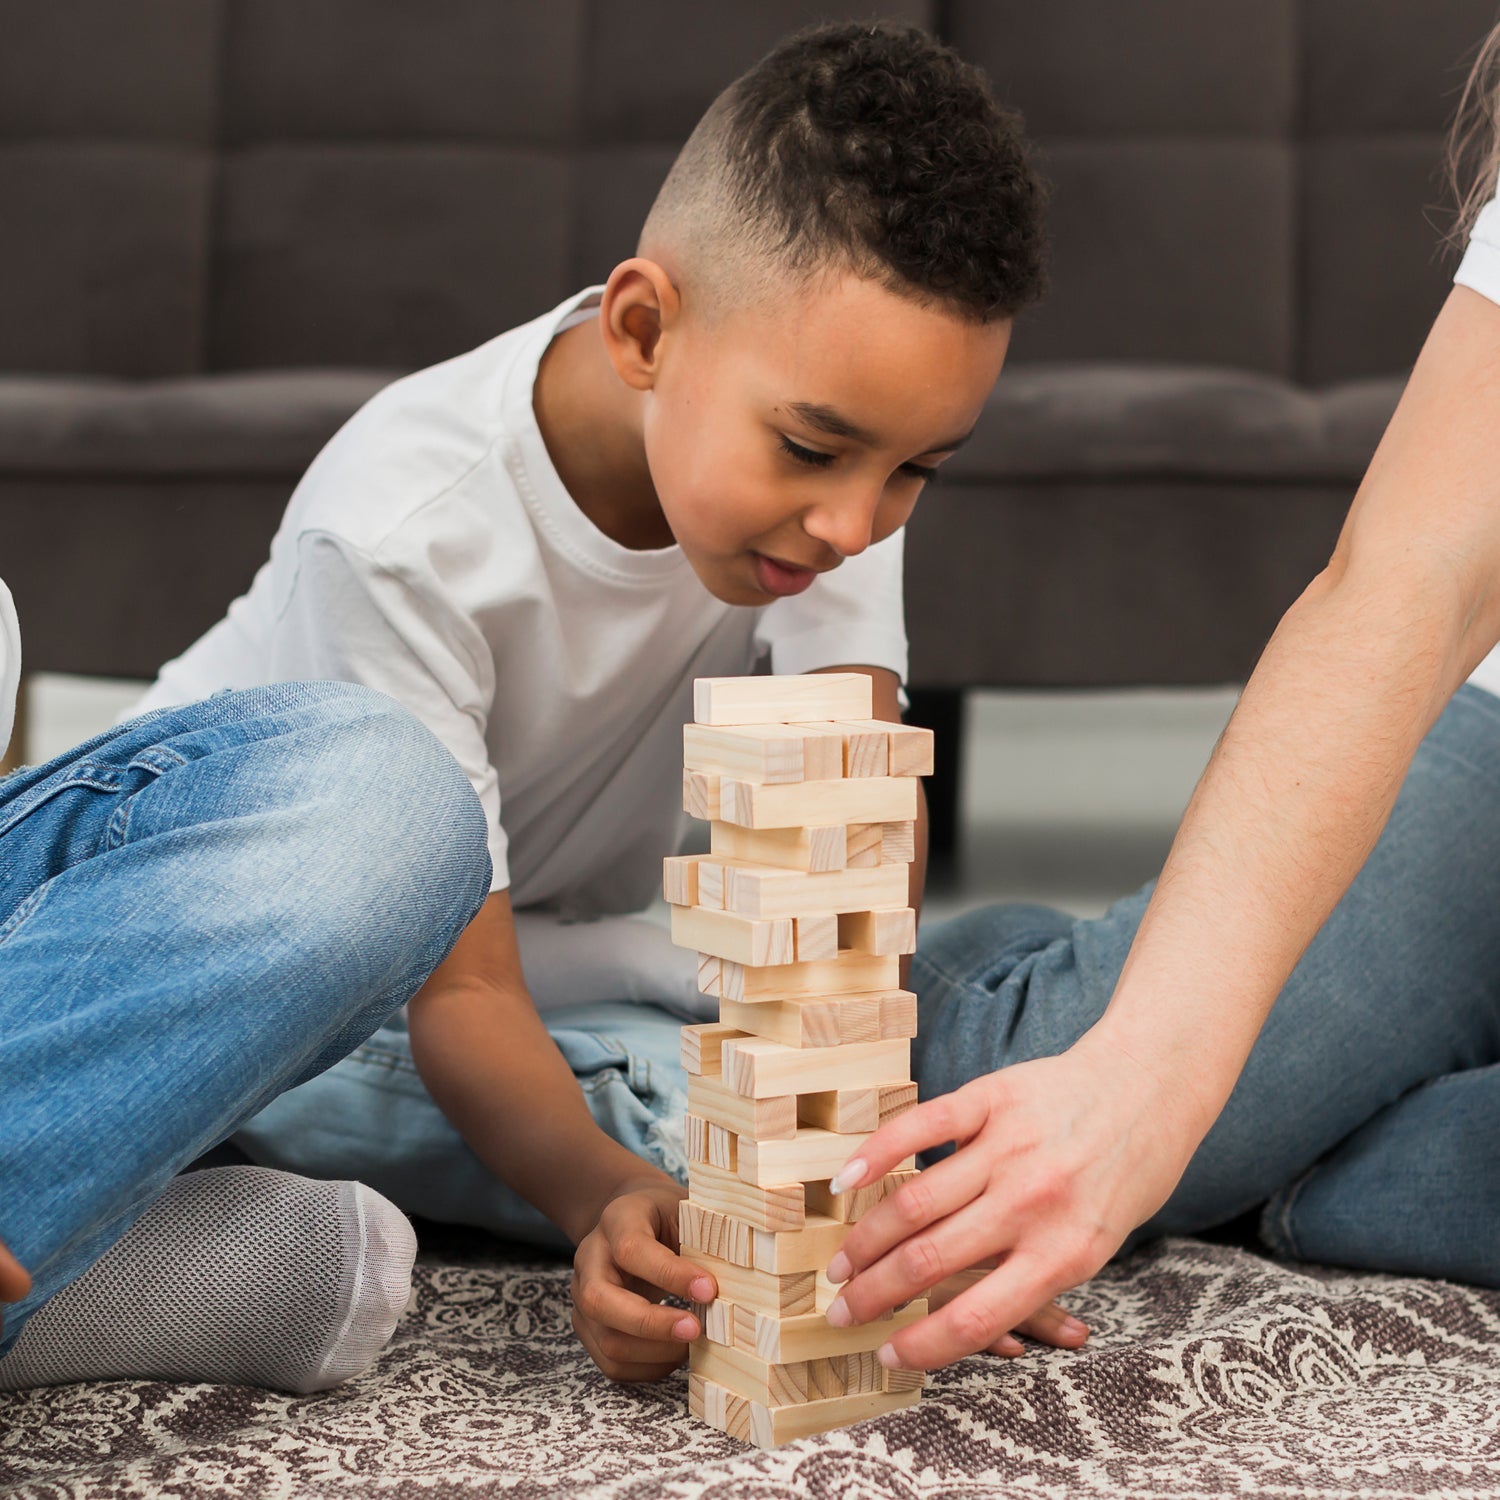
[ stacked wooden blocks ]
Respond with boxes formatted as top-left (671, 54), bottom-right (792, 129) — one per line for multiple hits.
top-left (666, 672), bottom-right (935, 1448)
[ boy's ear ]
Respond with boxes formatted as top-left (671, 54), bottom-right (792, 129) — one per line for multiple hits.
top-left (600, 258), bottom-right (682, 392)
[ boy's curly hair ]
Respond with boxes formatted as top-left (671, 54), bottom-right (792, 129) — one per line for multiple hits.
top-left (641, 20), bottom-right (1048, 323)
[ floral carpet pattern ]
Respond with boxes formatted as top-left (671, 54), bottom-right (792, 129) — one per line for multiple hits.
top-left (1, 1230), bottom-right (1497, 1499)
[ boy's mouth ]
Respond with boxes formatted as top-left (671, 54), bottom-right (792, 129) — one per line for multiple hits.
top-left (752, 552), bottom-right (820, 597)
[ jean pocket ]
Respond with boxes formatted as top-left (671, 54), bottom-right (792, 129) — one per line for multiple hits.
top-left (0, 761), bottom-right (124, 843)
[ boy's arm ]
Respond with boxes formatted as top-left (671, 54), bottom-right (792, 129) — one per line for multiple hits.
top-left (406, 891), bottom-right (716, 1376)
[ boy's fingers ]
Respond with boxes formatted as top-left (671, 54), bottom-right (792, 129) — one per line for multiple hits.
top-left (0, 1238), bottom-right (31, 1303)
top-left (612, 1228), bottom-right (716, 1304)
top-left (581, 1276), bottom-right (698, 1344)
top-left (830, 1085), bottom-right (987, 1196)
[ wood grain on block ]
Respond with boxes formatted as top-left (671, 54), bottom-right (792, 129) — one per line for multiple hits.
top-left (878, 990), bottom-right (918, 1040)
top-left (671, 904), bottom-right (795, 967)
top-left (738, 1126), bottom-right (875, 1187)
top-left (708, 1120), bottom-right (737, 1171)
top-left (683, 722), bottom-right (843, 785)
top-left (718, 951), bottom-right (900, 1002)
top-left (806, 1349), bottom-right (886, 1400)
top-left (688, 1372), bottom-right (751, 1441)
top-left (793, 912), bottom-right (838, 962)
top-left (685, 1248), bottom-right (815, 1316)
top-left (696, 953), bottom-right (722, 997)
top-left (689, 1341), bottom-right (809, 1407)
top-left (751, 1213), bottom-right (849, 1274)
top-left (689, 1372), bottom-right (920, 1449)
top-left (680, 1022), bottom-right (744, 1077)
top-left (683, 768), bottom-right (721, 821)
top-left (692, 1295), bottom-right (736, 1347)
top-left (717, 860), bottom-right (908, 919)
top-left (723, 1036), bottom-right (911, 1098)
top-left (689, 1160), bottom-right (805, 1231)
top-left (711, 821), bottom-right (847, 873)
top-left (662, 853), bottom-right (708, 907)
top-left (798, 1082), bottom-right (919, 1134)
top-left (808, 1167), bottom-right (919, 1223)
top-left (838, 906), bottom-right (917, 957)
top-left (889, 724), bottom-right (936, 777)
top-left (719, 993), bottom-right (881, 1049)
top-left (884, 1365), bottom-right (927, 1393)
top-left (685, 1112), bottom-right (709, 1163)
top-left (688, 1073), bottom-right (796, 1140)
top-left (881, 821), bottom-right (916, 863)
top-left (821, 719), bottom-right (890, 777)
top-left (845, 823), bottom-right (883, 867)
top-left (735, 1298), bottom-right (929, 1363)
top-left (719, 775), bottom-right (918, 831)
top-left (693, 673), bottom-right (872, 726)
top-left (680, 1200), bottom-right (756, 1269)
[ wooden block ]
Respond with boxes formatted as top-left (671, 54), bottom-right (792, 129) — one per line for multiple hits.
top-left (723, 1036), bottom-right (911, 1098)
top-left (696, 954), bottom-right (722, 996)
top-left (688, 1073), bottom-right (796, 1140)
top-left (739, 1126), bottom-right (875, 1187)
top-left (751, 1213), bottom-right (848, 1274)
top-left (662, 853), bottom-right (708, 906)
top-left (689, 1160), bottom-right (805, 1232)
top-left (689, 1371), bottom-right (751, 1441)
top-left (808, 1167), bottom-right (919, 1223)
top-left (718, 860), bottom-right (908, 919)
top-left (719, 993), bottom-right (883, 1049)
top-left (683, 768), bottom-right (721, 820)
top-left (680, 1200), bottom-right (756, 1268)
top-left (692, 1295), bottom-right (736, 1347)
top-left (735, 1299), bottom-right (929, 1363)
top-left (838, 907), bottom-right (917, 957)
top-left (689, 1373), bottom-right (920, 1449)
top-left (719, 775), bottom-right (918, 831)
top-left (694, 673), bottom-right (872, 726)
top-left (889, 724), bottom-right (935, 777)
top-left (683, 723), bottom-right (843, 785)
top-left (820, 719), bottom-right (890, 777)
top-left (671, 904), bottom-right (795, 967)
top-left (719, 951), bottom-right (900, 1003)
top-left (689, 1341), bottom-right (809, 1407)
top-left (794, 912), bottom-right (839, 961)
top-left (708, 1120), bottom-right (737, 1171)
top-left (711, 821), bottom-right (847, 873)
top-left (805, 1350), bottom-right (886, 1399)
top-left (799, 1082), bottom-right (918, 1134)
top-left (881, 821), bottom-right (916, 863)
top-left (884, 1366), bottom-right (927, 1394)
top-left (878, 990), bottom-right (918, 1040)
top-left (681, 1022), bottom-right (744, 1077)
top-left (686, 1248), bottom-right (815, 1316)
top-left (685, 1112), bottom-right (709, 1163)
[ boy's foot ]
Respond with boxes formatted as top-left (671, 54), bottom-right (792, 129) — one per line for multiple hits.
top-left (0, 1165), bottom-right (417, 1394)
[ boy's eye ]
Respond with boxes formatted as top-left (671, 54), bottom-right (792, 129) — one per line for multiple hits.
top-left (900, 461), bottom-right (939, 483)
top-left (779, 435), bottom-right (836, 468)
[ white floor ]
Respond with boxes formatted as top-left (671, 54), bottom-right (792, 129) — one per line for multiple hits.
top-left (26, 675), bottom-right (1239, 921)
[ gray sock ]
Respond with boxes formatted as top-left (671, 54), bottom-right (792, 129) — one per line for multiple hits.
top-left (0, 1165), bottom-right (417, 1394)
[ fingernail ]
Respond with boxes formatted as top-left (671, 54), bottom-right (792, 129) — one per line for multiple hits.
top-left (1062, 1316), bottom-right (1088, 1335)
top-left (877, 1342), bottom-right (904, 1370)
top-left (689, 1277), bottom-right (715, 1301)
top-left (827, 1251), bottom-right (851, 1283)
top-left (825, 1296), bottom-right (852, 1328)
top-left (829, 1159), bottom-right (869, 1195)
top-left (672, 1316), bottom-right (697, 1340)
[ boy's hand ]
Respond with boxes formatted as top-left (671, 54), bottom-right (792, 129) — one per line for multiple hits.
top-left (0, 1235), bottom-right (32, 1340)
top-left (571, 1175), bottom-right (717, 1382)
top-left (824, 1033), bottom-right (1203, 1371)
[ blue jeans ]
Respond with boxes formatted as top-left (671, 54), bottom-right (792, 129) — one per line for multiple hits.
top-left (914, 684), bottom-right (1500, 1286)
top-left (0, 683), bottom-right (490, 1355)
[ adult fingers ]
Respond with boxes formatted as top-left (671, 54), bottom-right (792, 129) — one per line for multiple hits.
top-left (1012, 1299), bottom-right (1090, 1349)
top-left (829, 1083), bottom-right (991, 1198)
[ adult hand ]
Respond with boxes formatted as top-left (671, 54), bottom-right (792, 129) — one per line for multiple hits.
top-left (571, 1175), bottom-right (716, 1382)
top-left (0, 1236), bottom-right (32, 1341)
top-left (824, 1030), bottom-right (1207, 1370)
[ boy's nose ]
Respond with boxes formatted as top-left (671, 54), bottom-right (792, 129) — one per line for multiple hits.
top-left (802, 489), bottom-right (880, 559)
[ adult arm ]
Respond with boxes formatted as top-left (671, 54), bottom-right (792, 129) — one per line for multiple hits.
top-left (828, 285), bottom-right (1500, 1368)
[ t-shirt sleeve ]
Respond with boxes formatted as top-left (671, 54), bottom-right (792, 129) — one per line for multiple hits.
top-left (1455, 192), bottom-right (1500, 306)
top-left (268, 531), bottom-right (511, 892)
top-left (754, 528), bottom-right (909, 684)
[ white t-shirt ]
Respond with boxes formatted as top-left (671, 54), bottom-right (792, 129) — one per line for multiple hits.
top-left (135, 288), bottom-right (909, 918)
top-left (1454, 196), bottom-right (1500, 696)
top-left (0, 577), bottom-right (19, 762)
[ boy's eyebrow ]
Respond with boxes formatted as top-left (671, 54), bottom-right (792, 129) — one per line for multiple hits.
top-left (787, 400), bottom-right (974, 454)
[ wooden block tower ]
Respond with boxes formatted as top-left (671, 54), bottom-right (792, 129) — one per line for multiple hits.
top-left (665, 672), bottom-right (935, 1448)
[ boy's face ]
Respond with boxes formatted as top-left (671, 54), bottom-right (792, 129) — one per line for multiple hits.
top-left (637, 270), bottom-right (1011, 606)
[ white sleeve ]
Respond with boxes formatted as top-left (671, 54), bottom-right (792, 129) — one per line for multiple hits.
top-left (269, 531), bottom-right (510, 891)
top-left (1455, 194), bottom-right (1500, 306)
top-left (755, 528), bottom-right (909, 684)
top-left (0, 578), bottom-right (19, 762)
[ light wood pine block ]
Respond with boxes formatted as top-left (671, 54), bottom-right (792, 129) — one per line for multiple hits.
top-left (723, 1036), bottom-right (911, 1098)
top-left (662, 853), bottom-right (711, 906)
top-left (884, 1365), bottom-right (927, 1394)
top-left (681, 1022), bottom-right (745, 1077)
top-left (719, 993), bottom-right (881, 1049)
top-left (845, 823), bottom-right (882, 867)
top-left (694, 673), bottom-right (872, 726)
top-left (808, 1167), bottom-right (920, 1223)
top-left (681, 1200), bottom-right (756, 1268)
top-left (670, 904), bottom-right (795, 967)
top-left (882, 821), bottom-right (916, 863)
top-left (738, 1125), bottom-right (876, 1187)
top-left (717, 951), bottom-right (900, 1003)
top-left (838, 906), bottom-right (917, 957)
top-left (821, 719), bottom-right (890, 777)
top-left (889, 724), bottom-right (935, 777)
top-left (690, 1372), bottom-right (921, 1449)
top-left (711, 820), bottom-right (847, 873)
top-left (689, 1160), bottom-right (805, 1232)
top-left (697, 953), bottom-right (722, 996)
top-left (683, 722), bottom-right (843, 785)
top-left (805, 1349), bottom-right (886, 1399)
top-left (708, 1121), bottom-right (737, 1170)
top-left (799, 1082), bottom-right (918, 1134)
top-left (719, 775), bottom-right (918, 831)
top-left (734, 1298), bottom-right (929, 1363)
top-left (680, 1201), bottom-right (849, 1275)
top-left (688, 1073), bottom-right (796, 1140)
top-left (683, 768), bottom-right (721, 821)
top-left (692, 1294), bottom-right (736, 1346)
top-left (794, 912), bottom-right (838, 961)
top-left (710, 859), bottom-right (908, 920)
top-left (685, 1112), bottom-right (709, 1163)
top-left (685, 1248), bottom-right (815, 1316)
top-left (689, 1340), bottom-right (810, 1407)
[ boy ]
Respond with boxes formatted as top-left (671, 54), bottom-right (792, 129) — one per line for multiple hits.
top-left (133, 21), bottom-right (1047, 1380)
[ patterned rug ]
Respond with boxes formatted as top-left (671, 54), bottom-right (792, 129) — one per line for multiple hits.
top-left (1, 1229), bottom-right (1497, 1499)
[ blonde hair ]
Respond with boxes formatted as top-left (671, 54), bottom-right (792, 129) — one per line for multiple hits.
top-left (1448, 21), bottom-right (1500, 242)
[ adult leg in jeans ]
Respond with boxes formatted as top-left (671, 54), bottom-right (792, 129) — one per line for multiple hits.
top-left (0, 682), bottom-right (490, 1365)
top-left (912, 684), bottom-right (1500, 1284)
